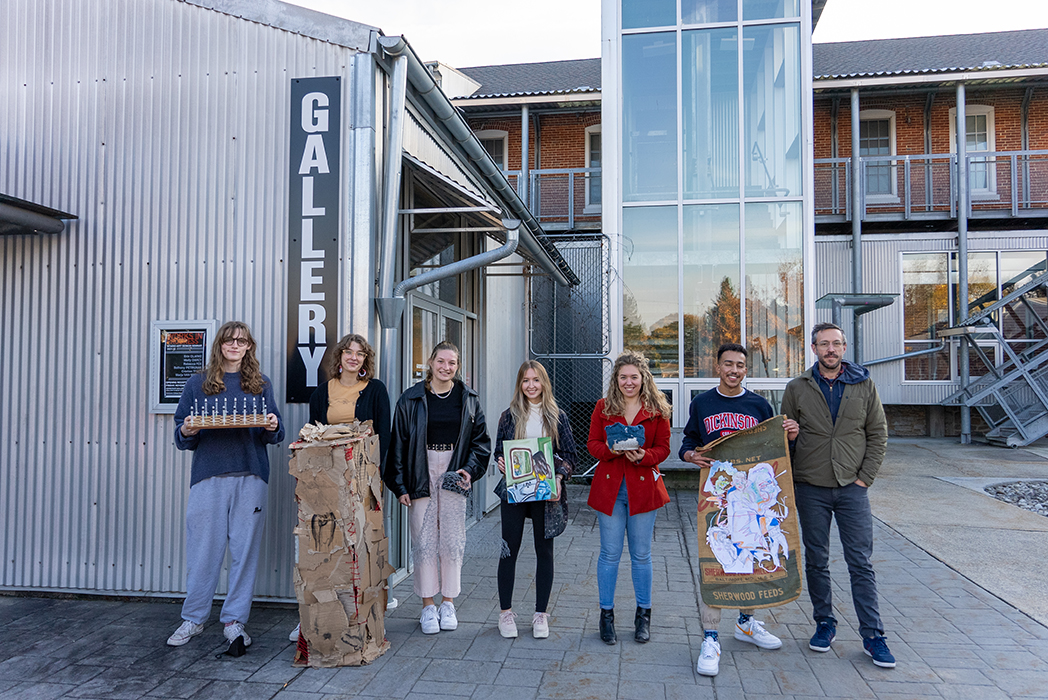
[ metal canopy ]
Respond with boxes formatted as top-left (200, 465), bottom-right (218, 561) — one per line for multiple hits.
top-left (0, 194), bottom-right (77, 235)
top-left (816, 293), bottom-right (898, 327)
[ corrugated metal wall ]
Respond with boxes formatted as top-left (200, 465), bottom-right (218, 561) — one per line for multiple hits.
top-left (0, 0), bottom-right (368, 598)
top-left (814, 231), bottom-right (1048, 405)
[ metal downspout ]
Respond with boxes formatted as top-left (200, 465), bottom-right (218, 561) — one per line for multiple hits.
top-left (521, 105), bottom-right (530, 206)
top-left (375, 37), bottom-right (409, 402)
top-left (957, 82), bottom-right (970, 443)
top-left (850, 88), bottom-right (863, 363)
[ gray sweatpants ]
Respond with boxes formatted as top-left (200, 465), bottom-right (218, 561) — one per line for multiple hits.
top-left (180, 475), bottom-right (267, 626)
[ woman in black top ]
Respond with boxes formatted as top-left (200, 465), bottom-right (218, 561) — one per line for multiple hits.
top-left (383, 340), bottom-right (491, 635)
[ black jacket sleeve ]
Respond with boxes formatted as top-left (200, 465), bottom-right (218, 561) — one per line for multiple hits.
top-left (461, 399), bottom-right (493, 483)
top-left (493, 409), bottom-right (514, 464)
top-left (553, 410), bottom-right (577, 478)
top-left (308, 382), bottom-right (328, 425)
top-left (369, 380), bottom-right (393, 465)
top-left (382, 396), bottom-right (410, 498)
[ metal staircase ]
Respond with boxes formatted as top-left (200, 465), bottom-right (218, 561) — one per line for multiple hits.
top-left (940, 270), bottom-right (1048, 447)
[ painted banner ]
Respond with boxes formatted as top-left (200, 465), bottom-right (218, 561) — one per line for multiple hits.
top-left (697, 415), bottom-right (801, 609)
top-left (287, 76), bottom-right (341, 403)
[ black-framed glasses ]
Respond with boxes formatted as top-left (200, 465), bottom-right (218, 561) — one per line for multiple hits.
top-left (222, 338), bottom-right (250, 348)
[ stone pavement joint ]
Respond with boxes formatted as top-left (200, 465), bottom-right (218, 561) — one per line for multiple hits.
top-left (1, 439), bottom-right (1047, 699)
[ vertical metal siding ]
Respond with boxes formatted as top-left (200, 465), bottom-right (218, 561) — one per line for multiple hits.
top-left (1, 0), bottom-right (364, 599)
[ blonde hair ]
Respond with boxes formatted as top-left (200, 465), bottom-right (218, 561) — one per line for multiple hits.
top-left (203, 321), bottom-right (265, 396)
top-left (424, 340), bottom-right (460, 390)
top-left (509, 360), bottom-right (561, 449)
top-left (603, 350), bottom-right (671, 420)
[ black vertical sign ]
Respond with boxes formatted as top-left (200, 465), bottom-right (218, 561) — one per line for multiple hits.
top-left (287, 77), bottom-right (341, 403)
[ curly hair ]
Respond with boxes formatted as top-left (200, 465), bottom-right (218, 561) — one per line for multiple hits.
top-left (324, 333), bottom-right (375, 382)
top-left (603, 350), bottom-right (672, 420)
top-left (508, 360), bottom-right (562, 450)
top-left (203, 321), bottom-right (265, 396)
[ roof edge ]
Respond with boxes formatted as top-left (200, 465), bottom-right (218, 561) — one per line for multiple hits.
top-left (180, 0), bottom-right (376, 51)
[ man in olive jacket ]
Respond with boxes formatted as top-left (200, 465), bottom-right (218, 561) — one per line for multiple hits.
top-left (781, 322), bottom-right (896, 669)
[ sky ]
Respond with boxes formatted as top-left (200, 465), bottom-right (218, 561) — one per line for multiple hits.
top-left (285, 0), bottom-right (1048, 67)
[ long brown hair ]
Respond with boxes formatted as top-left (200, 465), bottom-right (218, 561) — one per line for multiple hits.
top-left (509, 360), bottom-right (561, 449)
top-left (603, 350), bottom-right (671, 420)
top-left (203, 321), bottom-right (265, 396)
top-left (324, 333), bottom-right (375, 382)
top-left (424, 340), bottom-right (460, 391)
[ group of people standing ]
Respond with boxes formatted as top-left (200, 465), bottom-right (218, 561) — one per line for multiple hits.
top-left (165, 320), bottom-right (895, 674)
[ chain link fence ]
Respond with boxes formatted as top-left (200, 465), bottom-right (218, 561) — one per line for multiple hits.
top-left (530, 234), bottom-right (612, 476)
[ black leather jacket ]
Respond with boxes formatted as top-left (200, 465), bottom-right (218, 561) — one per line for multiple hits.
top-left (382, 379), bottom-right (492, 500)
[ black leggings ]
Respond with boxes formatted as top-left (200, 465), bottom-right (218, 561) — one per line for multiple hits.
top-left (497, 499), bottom-right (554, 612)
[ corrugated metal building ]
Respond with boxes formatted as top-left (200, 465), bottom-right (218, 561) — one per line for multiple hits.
top-left (0, 0), bottom-right (575, 598)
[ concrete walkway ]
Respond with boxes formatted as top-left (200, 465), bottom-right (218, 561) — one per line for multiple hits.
top-left (1, 439), bottom-right (1047, 699)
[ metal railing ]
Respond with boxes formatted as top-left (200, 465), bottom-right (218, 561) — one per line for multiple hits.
top-left (814, 149), bottom-right (1048, 223)
top-left (504, 167), bottom-right (603, 231)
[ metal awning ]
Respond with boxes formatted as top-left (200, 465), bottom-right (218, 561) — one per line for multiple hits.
top-left (0, 194), bottom-right (77, 235)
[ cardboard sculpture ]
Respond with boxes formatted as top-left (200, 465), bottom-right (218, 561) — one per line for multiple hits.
top-left (289, 421), bottom-right (394, 667)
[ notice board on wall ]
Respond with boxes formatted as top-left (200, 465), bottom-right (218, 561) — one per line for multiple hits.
top-left (150, 319), bottom-right (217, 413)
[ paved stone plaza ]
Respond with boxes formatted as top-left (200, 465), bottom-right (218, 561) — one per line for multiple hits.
top-left (1, 440), bottom-right (1047, 699)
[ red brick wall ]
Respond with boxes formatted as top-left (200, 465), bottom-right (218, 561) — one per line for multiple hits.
top-left (466, 111), bottom-right (600, 171)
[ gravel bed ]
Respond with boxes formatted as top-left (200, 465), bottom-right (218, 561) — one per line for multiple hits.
top-left (984, 480), bottom-right (1048, 517)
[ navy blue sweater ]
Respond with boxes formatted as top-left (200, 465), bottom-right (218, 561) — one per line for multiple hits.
top-left (174, 372), bottom-right (285, 486)
top-left (679, 388), bottom-right (773, 459)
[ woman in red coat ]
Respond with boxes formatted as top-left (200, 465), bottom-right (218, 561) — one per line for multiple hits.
top-left (588, 350), bottom-right (672, 645)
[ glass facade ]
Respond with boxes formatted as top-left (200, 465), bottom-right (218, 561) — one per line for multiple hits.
top-left (619, 0), bottom-right (809, 409)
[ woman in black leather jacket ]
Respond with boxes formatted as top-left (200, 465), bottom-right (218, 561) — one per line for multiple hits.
top-left (383, 340), bottom-right (491, 635)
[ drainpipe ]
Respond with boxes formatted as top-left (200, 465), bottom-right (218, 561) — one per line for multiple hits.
top-left (521, 105), bottom-right (530, 206)
top-left (850, 88), bottom-right (863, 363)
top-left (957, 82), bottom-right (970, 444)
top-left (376, 220), bottom-right (520, 400)
top-left (375, 37), bottom-right (410, 404)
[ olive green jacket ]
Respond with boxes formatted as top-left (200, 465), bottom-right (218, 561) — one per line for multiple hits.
top-left (781, 366), bottom-right (887, 487)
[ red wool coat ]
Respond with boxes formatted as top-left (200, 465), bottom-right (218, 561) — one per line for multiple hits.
top-left (586, 399), bottom-right (672, 516)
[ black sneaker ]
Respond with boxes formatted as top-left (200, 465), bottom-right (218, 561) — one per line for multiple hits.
top-left (863, 635), bottom-right (896, 668)
top-left (809, 620), bottom-right (836, 652)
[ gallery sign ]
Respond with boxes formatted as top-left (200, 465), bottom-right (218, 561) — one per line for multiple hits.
top-left (287, 76), bottom-right (341, 403)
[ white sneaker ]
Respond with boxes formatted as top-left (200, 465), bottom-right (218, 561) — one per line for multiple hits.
top-left (532, 612), bottom-right (549, 639)
top-left (421, 604), bottom-right (440, 634)
top-left (166, 620), bottom-right (204, 647)
top-left (734, 617), bottom-right (781, 650)
top-left (289, 623), bottom-right (301, 642)
top-left (696, 636), bottom-right (721, 676)
top-left (438, 600), bottom-right (458, 631)
top-left (223, 621), bottom-right (252, 647)
top-left (499, 610), bottom-right (518, 638)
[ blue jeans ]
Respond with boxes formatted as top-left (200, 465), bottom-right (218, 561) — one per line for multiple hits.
top-left (794, 481), bottom-right (884, 638)
top-left (597, 481), bottom-right (658, 609)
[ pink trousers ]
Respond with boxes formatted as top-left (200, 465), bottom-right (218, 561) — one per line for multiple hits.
top-left (408, 449), bottom-right (467, 599)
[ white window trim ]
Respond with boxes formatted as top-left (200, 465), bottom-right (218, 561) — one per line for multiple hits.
top-left (584, 124), bottom-right (602, 214)
top-left (948, 105), bottom-right (997, 197)
top-left (474, 129), bottom-right (509, 171)
top-left (858, 109), bottom-right (898, 203)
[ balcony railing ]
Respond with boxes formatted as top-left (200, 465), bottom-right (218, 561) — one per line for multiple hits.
top-left (504, 167), bottom-right (602, 231)
top-left (814, 149), bottom-right (1048, 223)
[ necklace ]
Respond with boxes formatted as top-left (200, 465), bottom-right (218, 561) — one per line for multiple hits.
top-left (431, 384), bottom-right (454, 399)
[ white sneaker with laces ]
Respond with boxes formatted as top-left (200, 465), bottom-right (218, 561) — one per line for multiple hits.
top-left (438, 600), bottom-right (458, 630)
top-left (532, 612), bottom-right (549, 639)
top-left (223, 621), bottom-right (252, 647)
top-left (498, 610), bottom-right (518, 638)
top-left (696, 636), bottom-right (721, 676)
top-left (166, 620), bottom-right (204, 647)
top-left (734, 617), bottom-right (781, 650)
top-left (289, 623), bottom-right (301, 642)
top-left (421, 604), bottom-right (440, 634)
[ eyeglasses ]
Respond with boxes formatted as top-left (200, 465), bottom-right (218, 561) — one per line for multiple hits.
top-left (816, 340), bottom-right (845, 349)
top-left (222, 338), bottom-right (250, 348)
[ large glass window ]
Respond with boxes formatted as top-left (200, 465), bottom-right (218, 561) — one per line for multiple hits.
top-left (622, 0), bottom-right (675, 29)
top-left (743, 25), bottom-right (802, 198)
top-left (744, 202), bottom-right (803, 378)
top-left (683, 28), bottom-right (739, 200)
top-left (623, 33), bottom-right (678, 202)
top-left (902, 253), bottom-right (950, 381)
top-left (623, 206), bottom-right (679, 376)
top-left (743, 0), bottom-right (800, 20)
top-left (682, 0), bottom-right (736, 23)
top-left (683, 204), bottom-right (740, 377)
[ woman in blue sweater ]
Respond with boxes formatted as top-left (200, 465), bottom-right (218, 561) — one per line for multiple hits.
top-left (167, 321), bottom-right (284, 649)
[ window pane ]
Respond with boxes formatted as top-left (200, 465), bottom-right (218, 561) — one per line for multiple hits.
top-left (623, 206), bottom-right (679, 377)
top-left (956, 252), bottom-right (997, 321)
top-left (743, 0), bottom-right (800, 21)
top-left (481, 138), bottom-right (505, 170)
top-left (743, 25), bottom-right (802, 197)
top-left (683, 204), bottom-right (740, 377)
top-left (683, 28), bottom-right (739, 199)
top-left (902, 253), bottom-right (948, 341)
top-left (904, 342), bottom-right (951, 381)
top-left (588, 132), bottom-right (602, 205)
top-left (1000, 252), bottom-right (1048, 341)
top-left (744, 202), bottom-right (803, 378)
top-left (682, 0), bottom-right (736, 23)
top-left (623, 33), bottom-right (678, 201)
top-left (622, 0), bottom-right (675, 29)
